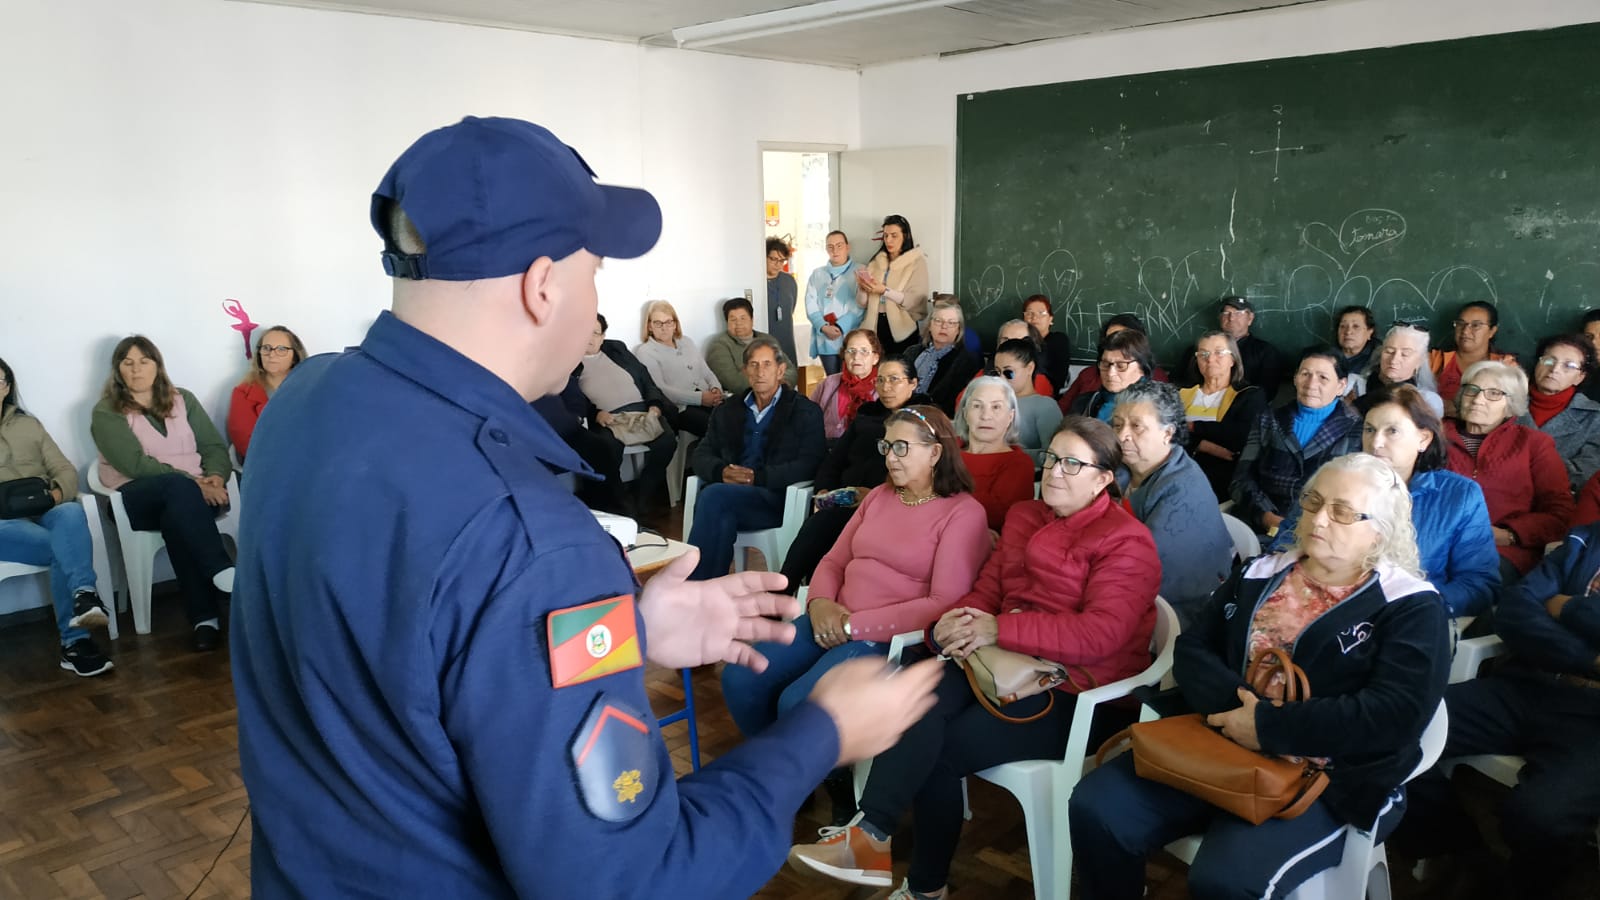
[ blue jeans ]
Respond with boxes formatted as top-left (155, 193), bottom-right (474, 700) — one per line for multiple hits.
top-left (0, 502), bottom-right (98, 645)
top-left (720, 613), bottom-right (883, 735)
top-left (687, 483), bottom-right (784, 580)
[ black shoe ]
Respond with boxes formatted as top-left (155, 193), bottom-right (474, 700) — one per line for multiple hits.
top-left (60, 637), bottom-right (114, 677)
top-left (823, 770), bottom-right (859, 827)
top-left (68, 590), bottom-right (109, 630)
top-left (193, 623), bottom-right (221, 652)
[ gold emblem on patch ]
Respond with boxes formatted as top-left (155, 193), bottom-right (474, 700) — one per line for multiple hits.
top-left (613, 769), bottom-right (644, 804)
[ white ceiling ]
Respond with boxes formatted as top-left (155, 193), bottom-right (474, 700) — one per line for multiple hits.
top-left (228, 0), bottom-right (1330, 68)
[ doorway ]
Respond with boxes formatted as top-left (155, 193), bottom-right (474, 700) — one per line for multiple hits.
top-left (762, 150), bottom-right (833, 370)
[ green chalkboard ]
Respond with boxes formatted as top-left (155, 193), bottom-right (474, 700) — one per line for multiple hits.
top-left (956, 23), bottom-right (1600, 369)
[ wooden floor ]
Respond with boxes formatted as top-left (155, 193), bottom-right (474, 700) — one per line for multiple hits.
top-left (1, 508), bottom-right (1593, 898)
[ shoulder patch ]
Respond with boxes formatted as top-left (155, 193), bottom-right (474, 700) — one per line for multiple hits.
top-left (569, 694), bottom-right (660, 823)
top-left (548, 595), bottom-right (643, 688)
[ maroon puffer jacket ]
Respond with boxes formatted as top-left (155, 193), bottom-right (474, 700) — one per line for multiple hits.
top-left (963, 491), bottom-right (1162, 689)
top-left (1444, 418), bottom-right (1573, 574)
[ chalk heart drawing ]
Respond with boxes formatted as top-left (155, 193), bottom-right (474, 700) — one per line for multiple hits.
top-left (970, 265), bottom-right (1006, 316)
top-left (1301, 208), bottom-right (1408, 278)
top-left (1039, 249), bottom-right (1081, 312)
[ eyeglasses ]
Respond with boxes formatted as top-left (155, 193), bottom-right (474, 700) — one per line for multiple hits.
top-left (844, 347), bottom-right (876, 357)
top-left (1023, 309), bottom-right (1051, 321)
top-left (1300, 490), bottom-right (1373, 525)
top-left (260, 344), bottom-right (294, 356)
top-left (1537, 356), bottom-right (1585, 372)
top-left (1195, 349), bottom-right (1234, 360)
top-left (767, 254), bottom-right (787, 265)
top-left (1097, 358), bottom-right (1138, 373)
top-left (877, 439), bottom-right (933, 458)
top-left (876, 374), bottom-right (909, 386)
top-left (0, 376), bottom-right (9, 387)
top-left (1459, 384), bottom-right (1508, 401)
top-left (998, 368), bottom-right (1018, 380)
top-left (929, 318), bottom-right (962, 328)
top-left (1040, 451), bottom-right (1106, 476)
top-left (1454, 320), bottom-right (1491, 331)
top-left (648, 318), bottom-right (676, 327)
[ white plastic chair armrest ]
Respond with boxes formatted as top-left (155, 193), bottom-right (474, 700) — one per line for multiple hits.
top-left (1449, 633), bottom-right (1507, 684)
top-left (884, 630), bottom-right (924, 665)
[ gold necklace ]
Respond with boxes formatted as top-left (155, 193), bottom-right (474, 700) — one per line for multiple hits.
top-left (896, 487), bottom-right (937, 507)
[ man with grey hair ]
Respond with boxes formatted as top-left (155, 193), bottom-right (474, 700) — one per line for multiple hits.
top-left (688, 335), bottom-right (827, 580)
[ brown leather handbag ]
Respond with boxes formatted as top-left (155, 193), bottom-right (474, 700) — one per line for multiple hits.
top-left (1096, 647), bottom-right (1329, 825)
top-left (960, 646), bottom-right (1096, 724)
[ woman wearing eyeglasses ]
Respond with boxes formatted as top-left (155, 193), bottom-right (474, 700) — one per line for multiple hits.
top-left (809, 329), bottom-right (881, 442)
top-left (634, 300), bottom-right (723, 438)
top-left (790, 416), bottom-right (1159, 898)
top-left (1348, 323), bottom-right (1444, 417)
top-left (907, 295), bottom-right (980, 417)
top-left (1180, 330), bottom-right (1268, 502)
top-left (766, 236), bottom-right (800, 366)
top-left (227, 325), bottom-right (308, 462)
top-left (1070, 329), bottom-right (1154, 424)
top-left (1525, 334), bottom-right (1600, 491)
top-left (955, 376), bottom-right (1036, 535)
top-left (1058, 314), bottom-right (1170, 414)
top-left (857, 215), bottom-right (930, 358)
top-left (1072, 453), bottom-right (1449, 900)
top-left (1428, 301), bottom-right (1519, 407)
top-left (1446, 360), bottom-right (1573, 579)
top-left (779, 357), bottom-right (930, 596)
top-left (992, 338), bottom-right (1063, 464)
top-left (804, 231), bottom-right (863, 376)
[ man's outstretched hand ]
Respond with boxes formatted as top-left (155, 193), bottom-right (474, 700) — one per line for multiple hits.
top-left (809, 657), bottom-right (945, 767)
top-left (638, 547), bottom-right (799, 672)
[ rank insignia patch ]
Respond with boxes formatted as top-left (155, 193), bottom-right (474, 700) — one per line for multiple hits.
top-left (569, 694), bottom-right (658, 823)
top-left (547, 595), bottom-right (642, 688)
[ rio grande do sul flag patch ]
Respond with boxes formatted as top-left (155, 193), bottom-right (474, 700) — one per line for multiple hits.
top-left (547, 595), bottom-right (643, 689)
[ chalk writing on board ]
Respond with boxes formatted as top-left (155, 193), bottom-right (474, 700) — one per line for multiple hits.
top-left (1249, 108), bottom-right (1305, 182)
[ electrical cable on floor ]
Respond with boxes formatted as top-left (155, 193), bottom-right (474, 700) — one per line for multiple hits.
top-left (184, 802), bottom-right (250, 899)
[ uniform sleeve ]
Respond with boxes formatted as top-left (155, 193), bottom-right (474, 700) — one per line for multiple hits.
top-left (1497, 534), bottom-right (1600, 673)
top-left (437, 506), bottom-right (841, 900)
top-left (1501, 429), bottom-right (1575, 548)
top-left (994, 525), bottom-right (1161, 666)
top-left (91, 401), bottom-right (180, 481)
top-left (34, 419), bottom-right (80, 501)
top-left (848, 499), bottom-right (991, 640)
top-left (182, 389), bottom-right (231, 478)
top-left (1435, 480), bottom-right (1500, 617)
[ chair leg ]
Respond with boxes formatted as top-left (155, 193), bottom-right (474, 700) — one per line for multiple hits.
top-left (129, 549), bottom-right (156, 635)
top-left (681, 667), bottom-right (700, 772)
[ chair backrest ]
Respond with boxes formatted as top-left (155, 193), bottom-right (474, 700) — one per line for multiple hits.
top-left (1221, 513), bottom-right (1260, 561)
top-left (86, 462), bottom-right (110, 497)
top-left (1408, 701), bottom-right (1450, 782)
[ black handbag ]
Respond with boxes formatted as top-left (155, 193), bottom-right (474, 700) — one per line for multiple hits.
top-left (0, 477), bottom-right (54, 519)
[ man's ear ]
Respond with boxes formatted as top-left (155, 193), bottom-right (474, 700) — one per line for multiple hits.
top-left (519, 256), bottom-right (557, 325)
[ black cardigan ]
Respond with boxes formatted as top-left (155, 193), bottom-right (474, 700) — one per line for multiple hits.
top-left (814, 393), bottom-right (934, 491)
top-left (905, 345), bottom-right (981, 416)
top-left (1186, 384), bottom-right (1268, 502)
top-left (691, 387), bottom-right (827, 494)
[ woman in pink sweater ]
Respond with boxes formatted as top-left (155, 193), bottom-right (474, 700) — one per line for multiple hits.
top-left (720, 405), bottom-right (990, 741)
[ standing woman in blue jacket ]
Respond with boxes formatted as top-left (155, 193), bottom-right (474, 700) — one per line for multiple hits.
top-left (1269, 384), bottom-right (1500, 617)
top-left (1071, 452), bottom-right (1450, 899)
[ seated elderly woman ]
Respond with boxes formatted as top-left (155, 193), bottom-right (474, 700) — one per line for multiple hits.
top-left (1270, 385), bottom-right (1500, 617)
top-left (1232, 345), bottom-right (1363, 535)
top-left (991, 338), bottom-right (1063, 463)
top-left (577, 313), bottom-right (678, 515)
top-left (721, 405), bottom-right (989, 736)
top-left (633, 300), bottom-right (724, 437)
top-left (1071, 452), bottom-right (1450, 900)
top-left (1445, 360), bottom-right (1573, 580)
top-left (0, 357), bottom-right (113, 676)
top-left (1070, 328), bottom-right (1155, 423)
top-left (1112, 381), bottom-right (1232, 630)
top-left (778, 357), bottom-right (930, 592)
top-left (1059, 314), bottom-right (1170, 413)
top-left (1347, 323), bottom-right (1444, 416)
top-left (227, 325), bottom-right (307, 462)
top-left (906, 295), bottom-right (980, 416)
top-left (789, 416), bottom-right (1160, 898)
top-left (90, 335), bottom-right (236, 652)
top-left (1525, 333), bottom-right (1600, 490)
top-left (809, 329), bottom-right (880, 442)
top-left (955, 376), bottom-right (1036, 535)
top-left (1181, 329), bottom-right (1269, 502)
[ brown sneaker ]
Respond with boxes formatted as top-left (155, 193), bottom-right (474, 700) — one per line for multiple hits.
top-left (787, 812), bottom-right (892, 886)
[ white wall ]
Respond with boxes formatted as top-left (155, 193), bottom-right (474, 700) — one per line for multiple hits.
top-left (857, 0), bottom-right (1600, 290)
top-left (0, 0), bottom-right (857, 615)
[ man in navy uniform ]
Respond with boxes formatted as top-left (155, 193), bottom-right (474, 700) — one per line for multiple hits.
top-left (231, 116), bottom-right (943, 899)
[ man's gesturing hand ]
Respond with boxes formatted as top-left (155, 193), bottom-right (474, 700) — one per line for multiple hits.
top-left (637, 547), bottom-right (799, 672)
top-left (809, 657), bottom-right (944, 767)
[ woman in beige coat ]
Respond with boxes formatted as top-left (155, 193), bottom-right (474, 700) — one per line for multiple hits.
top-left (857, 214), bottom-right (930, 358)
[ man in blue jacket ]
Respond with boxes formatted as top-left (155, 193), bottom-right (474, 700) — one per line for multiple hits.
top-left (230, 116), bottom-right (942, 899)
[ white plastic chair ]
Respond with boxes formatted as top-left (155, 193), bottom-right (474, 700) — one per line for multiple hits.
top-left (1447, 633), bottom-right (1504, 684)
top-left (86, 465), bottom-right (240, 635)
top-left (970, 595), bottom-right (1182, 900)
top-left (1221, 512), bottom-right (1260, 561)
top-left (681, 475), bottom-right (814, 573)
top-left (0, 495), bottom-right (118, 640)
top-left (1165, 701), bottom-right (1449, 900)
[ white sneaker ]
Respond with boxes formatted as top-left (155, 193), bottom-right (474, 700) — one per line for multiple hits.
top-left (212, 567), bottom-right (235, 593)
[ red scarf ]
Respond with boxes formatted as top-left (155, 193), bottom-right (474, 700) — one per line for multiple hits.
top-left (837, 367), bottom-right (878, 424)
top-left (1529, 385), bottom-right (1575, 427)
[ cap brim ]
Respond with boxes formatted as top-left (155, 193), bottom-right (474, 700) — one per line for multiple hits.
top-left (585, 184), bottom-right (662, 260)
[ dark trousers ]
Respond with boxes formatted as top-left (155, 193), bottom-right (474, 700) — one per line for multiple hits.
top-left (877, 318), bottom-right (918, 360)
top-left (118, 473), bottom-right (232, 626)
top-left (1400, 672), bottom-right (1600, 896)
top-left (591, 421), bottom-right (675, 513)
top-left (858, 661), bottom-right (1084, 892)
top-left (674, 405), bottom-right (713, 438)
top-left (686, 483), bottom-right (784, 580)
top-left (817, 354), bottom-right (841, 376)
top-left (1070, 752), bottom-right (1406, 900)
top-left (776, 505), bottom-right (856, 593)
top-left (564, 427), bottom-right (623, 510)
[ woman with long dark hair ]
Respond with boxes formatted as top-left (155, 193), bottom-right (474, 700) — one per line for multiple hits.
top-left (857, 215), bottom-right (929, 358)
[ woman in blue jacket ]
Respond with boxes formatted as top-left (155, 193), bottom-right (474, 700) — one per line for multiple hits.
top-left (1071, 452), bottom-right (1450, 899)
top-left (1268, 384), bottom-right (1500, 617)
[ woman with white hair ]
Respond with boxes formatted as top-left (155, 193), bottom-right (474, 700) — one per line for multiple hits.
top-left (1348, 322), bottom-right (1444, 417)
top-left (1445, 360), bottom-right (1573, 578)
top-left (1112, 381), bottom-right (1232, 629)
top-left (1072, 452), bottom-right (1450, 900)
top-left (955, 376), bottom-right (1035, 535)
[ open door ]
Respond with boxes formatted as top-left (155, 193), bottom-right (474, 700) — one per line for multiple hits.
top-left (838, 147), bottom-right (948, 291)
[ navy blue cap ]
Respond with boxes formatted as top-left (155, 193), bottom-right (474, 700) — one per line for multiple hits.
top-left (371, 116), bottom-right (662, 280)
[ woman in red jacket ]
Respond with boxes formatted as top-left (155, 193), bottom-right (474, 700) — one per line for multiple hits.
top-left (1444, 360), bottom-right (1573, 580)
top-left (788, 416), bottom-right (1161, 899)
top-left (228, 326), bottom-right (308, 462)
